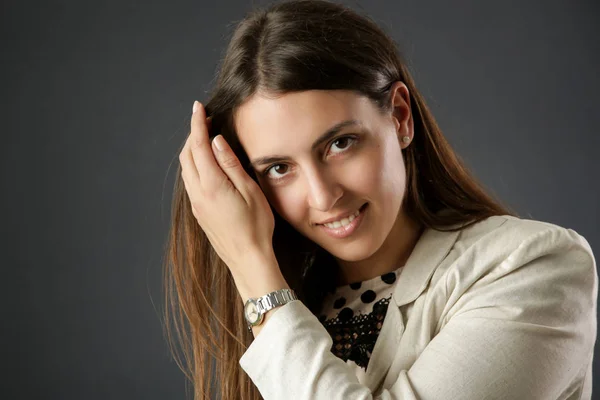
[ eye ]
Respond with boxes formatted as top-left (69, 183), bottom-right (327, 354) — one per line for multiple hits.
top-left (261, 135), bottom-right (358, 182)
top-left (263, 163), bottom-right (290, 180)
top-left (328, 136), bottom-right (356, 155)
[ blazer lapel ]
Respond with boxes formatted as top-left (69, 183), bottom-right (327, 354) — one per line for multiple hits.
top-left (362, 224), bottom-right (462, 392)
top-left (392, 226), bottom-right (462, 307)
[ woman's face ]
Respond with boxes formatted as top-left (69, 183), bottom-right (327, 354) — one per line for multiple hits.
top-left (234, 83), bottom-right (413, 263)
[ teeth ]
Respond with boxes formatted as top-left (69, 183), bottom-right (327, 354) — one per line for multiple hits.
top-left (324, 208), bottom-right (361, 229)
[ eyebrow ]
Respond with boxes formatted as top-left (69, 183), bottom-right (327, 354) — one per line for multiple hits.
top-left (248, 119), bottom-right (361, 169)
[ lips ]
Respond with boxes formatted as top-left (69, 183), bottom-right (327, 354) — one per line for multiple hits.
top-left (317, 203), bottom-right (368, 239)
top-left (316, 203), bottom-right (368, 226)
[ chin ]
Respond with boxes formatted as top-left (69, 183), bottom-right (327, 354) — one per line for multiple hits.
top-left (319, 239), bottom-right (378, 262)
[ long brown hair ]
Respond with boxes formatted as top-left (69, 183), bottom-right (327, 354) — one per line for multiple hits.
top-left (162, 1), bottom-right (517, 399)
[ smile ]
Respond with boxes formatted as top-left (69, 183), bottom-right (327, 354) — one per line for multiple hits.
top-left (322, 208), bottom-right (360, 228)
top-left (317, 203), bottom-right (368, 239)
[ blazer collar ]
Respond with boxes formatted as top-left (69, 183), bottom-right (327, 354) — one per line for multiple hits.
top-left (365, 216), bottom-right (467, 392)
top-left (392, 222), bottom-right (463, 307)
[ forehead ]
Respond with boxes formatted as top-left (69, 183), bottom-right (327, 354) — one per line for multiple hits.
top-left (234, 90), bottom-right (375, 153)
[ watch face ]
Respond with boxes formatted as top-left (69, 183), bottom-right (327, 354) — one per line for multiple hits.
top-left (244, 300), bottom-right (260, 324)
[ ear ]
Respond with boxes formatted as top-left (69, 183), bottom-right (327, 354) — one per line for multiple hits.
top-left (388, 81), bottom-right (414, 149)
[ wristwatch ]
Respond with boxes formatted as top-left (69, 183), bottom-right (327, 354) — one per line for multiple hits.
top-left (243, 288), bottom-right (298, 332)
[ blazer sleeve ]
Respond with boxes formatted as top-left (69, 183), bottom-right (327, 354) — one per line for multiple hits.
top-left (238, 226), bottom-right (598, 399)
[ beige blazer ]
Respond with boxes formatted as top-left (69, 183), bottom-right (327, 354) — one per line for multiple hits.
top-left (239, 215), bottom-right (598, 399)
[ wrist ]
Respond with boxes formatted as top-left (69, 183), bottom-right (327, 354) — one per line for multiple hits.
top-left (232, 252), bottom-right (290, 303)
top-left (246, 288), bottom-right (297, 338)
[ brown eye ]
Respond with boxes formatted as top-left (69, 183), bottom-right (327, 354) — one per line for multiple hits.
top-left (264, 164), bottom-right (289, 180)
top-left (329, 136), bottom-right (357, 155)
top-left (272, 165), bottom-right (288, 174)
top-left (336, 137), bottom-right (350, 148)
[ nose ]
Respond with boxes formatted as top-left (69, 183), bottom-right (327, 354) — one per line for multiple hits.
top-left (305, 167), bottom-right (343, 211)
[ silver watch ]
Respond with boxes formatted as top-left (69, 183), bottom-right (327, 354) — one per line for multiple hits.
top-left (244, 288), bottom-right (298, 332)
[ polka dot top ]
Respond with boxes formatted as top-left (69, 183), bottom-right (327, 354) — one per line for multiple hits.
top-left (317, 265), bottom-right (404, 384)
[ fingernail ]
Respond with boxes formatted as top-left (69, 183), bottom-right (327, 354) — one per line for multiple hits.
top-left (192, 101), bottom-right (199, 114)
top-left (213, 135), bottom-right (225, 151)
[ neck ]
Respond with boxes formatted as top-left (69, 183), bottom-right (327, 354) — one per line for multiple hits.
top-left (335, 209), bottom-right (423, 287)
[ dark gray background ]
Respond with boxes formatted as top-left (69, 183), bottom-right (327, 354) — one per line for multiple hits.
top-left (2, 0), bottom-right (598, 398)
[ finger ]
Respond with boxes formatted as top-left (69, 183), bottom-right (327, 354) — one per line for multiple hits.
top-left (180, 172), bottom-right (200, 220)
top-left (211, 134), bottom-right (253, 202)
top-left (179, 142), bottom-right (204, 217)
top-left (178, 114), bottom-right (212, 183)
top-left (179, 133), bottom-right (201, 184)
top-left (190, 101), bottom-right (226, 191)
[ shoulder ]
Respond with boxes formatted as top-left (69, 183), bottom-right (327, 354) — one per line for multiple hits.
top-left (454, 215), bottom-right (595, 265)
top-left (435, 216), bottom-right (597, 305)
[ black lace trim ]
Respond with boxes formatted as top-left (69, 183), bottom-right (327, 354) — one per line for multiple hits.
top-left (321, 296), bottom-right (391, 370)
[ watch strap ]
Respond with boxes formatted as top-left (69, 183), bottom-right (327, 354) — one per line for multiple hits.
top-left (257, 288), bottom-right (298, 313)
top-left (245, 288), bottom-right (298, 332)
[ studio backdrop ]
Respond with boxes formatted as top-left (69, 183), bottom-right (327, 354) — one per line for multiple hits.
top-left (2, 0), bottom-right (598, 398)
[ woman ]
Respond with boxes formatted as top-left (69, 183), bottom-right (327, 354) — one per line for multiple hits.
top-left (164, 1), bottom-right (597, 399)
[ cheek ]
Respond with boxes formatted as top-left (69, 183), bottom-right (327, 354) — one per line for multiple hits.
top-left (263, 185), bottom-right (307, 226)
top-left (380, 148), bottom-right (406, 198)
top-left (352, 146), bottom-right (406, 225)
top-left (348, 143), bottom-right (405, 198)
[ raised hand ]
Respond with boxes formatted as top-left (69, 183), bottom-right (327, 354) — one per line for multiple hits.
top-left (179, 101), bottom-right (277, 282)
